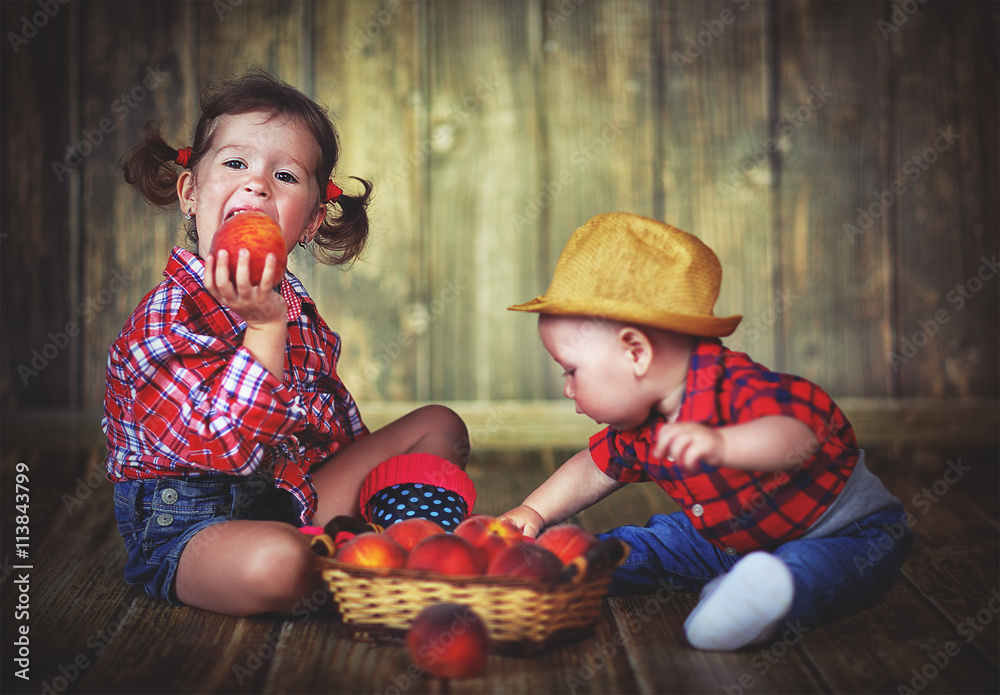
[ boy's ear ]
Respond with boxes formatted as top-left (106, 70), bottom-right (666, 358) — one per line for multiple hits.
top-left (617, 327), bottom-right (653, 377)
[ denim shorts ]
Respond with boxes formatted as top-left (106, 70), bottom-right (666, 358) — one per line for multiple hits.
top-left (113, 472), bottom-right (301, 604)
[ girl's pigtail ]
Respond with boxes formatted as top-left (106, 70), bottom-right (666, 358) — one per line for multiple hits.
top-left (119, 120), bottom-right (189, 209)
top-left (311, 176), bottom-right (374, 267)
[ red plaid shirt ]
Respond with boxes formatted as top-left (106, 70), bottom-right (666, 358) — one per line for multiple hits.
top-left (589, 339), bottom-right (857, 553)
top-left (103, 247), bottom-right (368, 524)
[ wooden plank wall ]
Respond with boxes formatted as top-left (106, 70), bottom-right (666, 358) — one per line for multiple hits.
top-left (2, 0), bottom-right (998, 414)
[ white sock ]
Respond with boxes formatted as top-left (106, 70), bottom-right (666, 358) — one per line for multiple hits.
top-left (684, 552), bottom-right (794, 651)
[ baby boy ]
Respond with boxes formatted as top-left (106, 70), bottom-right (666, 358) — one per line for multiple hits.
top-left (500, 213), bottom-right (912, 651)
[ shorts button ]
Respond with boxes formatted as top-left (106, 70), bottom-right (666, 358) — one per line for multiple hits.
top-left (160, 488), bottom-right (178, 504)
top-left (725, 546), bottom-right (737, 555)
top-left (691, 504), bottom-right (704, 517)
top-left (156, 513), bottom-right (174, 526)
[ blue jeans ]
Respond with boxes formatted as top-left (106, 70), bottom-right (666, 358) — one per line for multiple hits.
top-left (598, 504), bottom-right (912, 632)
top-left (113, 472), bottom-right (301, 604)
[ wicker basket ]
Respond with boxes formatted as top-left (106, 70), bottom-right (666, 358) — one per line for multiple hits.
top-left (317, 538), bottom-right (628, 654)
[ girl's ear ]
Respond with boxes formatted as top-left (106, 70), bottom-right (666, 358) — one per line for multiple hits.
top-left (304, 202), bottom-right (326, 241)
top-left (176, 170), bottom-right (195, 216)
top-left (618, 327), bottom-right (653, 377)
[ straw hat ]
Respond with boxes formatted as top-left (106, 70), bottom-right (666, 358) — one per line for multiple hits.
top-left (509, 212), bottom-right (742, 337)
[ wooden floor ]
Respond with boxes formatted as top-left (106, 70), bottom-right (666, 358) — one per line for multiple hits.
top-left (2, 429), bottom-right (998, 694)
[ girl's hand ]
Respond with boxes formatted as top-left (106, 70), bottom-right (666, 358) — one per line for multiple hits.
top-left (497, 505), bottom-right (546, 539)
top-left (205, 249), bottom-right (288, 379)
top-left (205, 249), bottom-right (287, 327)
top-left (653, 421), bottom-right (726, 470)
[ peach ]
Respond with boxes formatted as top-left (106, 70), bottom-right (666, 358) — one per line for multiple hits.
top-left (535, 524), bottom-right (601, 565)
top-left (334, 533), bottom-right (407, 569)
top-left (383, 518), bottom-right (446, 551)
top-left (209, 210), bottom-right (287, 285)
top-left (321, 515), bottom-right (378, 552)
top-left (405, 534), bottom-right (486, 576)
top-left (406, 603), bottom-right (489, 679)
top-left (453, 515), bottom-right (528, 563)
top-left (485, 542), bottom-right (563, 581)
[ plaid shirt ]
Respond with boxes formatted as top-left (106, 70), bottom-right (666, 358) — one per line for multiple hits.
top-left (103, 247), bottom-right (368, 524)
top-left (589, 338), bottom-right (857, 553)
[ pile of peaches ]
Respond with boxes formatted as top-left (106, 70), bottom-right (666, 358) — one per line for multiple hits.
top-left (322, 515), bottom-right (615, 679)
top-left (333, 514), bottom-right (601, 582)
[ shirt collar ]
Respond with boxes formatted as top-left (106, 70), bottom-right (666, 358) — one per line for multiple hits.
top-left (625, 338), bottom-right (726, 433)
top-left (165, 247), bottom-right (314, 332)
top-left (677, 337), bottom-right (726, 418)
top-left (688, 337), bottom-right (725, 369)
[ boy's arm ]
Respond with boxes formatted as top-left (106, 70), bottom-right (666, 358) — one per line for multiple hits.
top-left (654, 415), bottom-right (815, 472)
top-left (499, 447), bottom-right (626, 538)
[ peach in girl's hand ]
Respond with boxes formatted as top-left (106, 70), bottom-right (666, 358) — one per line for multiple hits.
top-left (210, 210), bottom-right (287, 285)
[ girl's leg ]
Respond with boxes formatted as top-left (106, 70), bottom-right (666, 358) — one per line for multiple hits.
top-left (175, 520), bottom-right (321, 616)
top-left (311, 404), bottom-right (470, 526)
top-left (174, 405), bottom-right (470, 616)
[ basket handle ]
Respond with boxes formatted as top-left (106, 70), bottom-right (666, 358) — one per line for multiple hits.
top-left (310, 533), bottom-right (336, 557)
top-left (310, 516), bottom-right (385, 558)
top-left (557, 537), bottom-right (629, 584)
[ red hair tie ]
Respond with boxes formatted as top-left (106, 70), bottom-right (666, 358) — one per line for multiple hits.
top-left (174, 146), bottom-right (192, 168)
top-left (323, 180), bottom-right (342, 204)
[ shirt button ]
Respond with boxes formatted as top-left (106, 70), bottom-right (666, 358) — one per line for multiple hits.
top-left (691, 504), bottom-right (704, 517)
top-left (157, 513), bottom-right (174, 527)
top-left (725, 546), bottom-right (738, 555)
top-left (161, 488), bottom-right (179, 505)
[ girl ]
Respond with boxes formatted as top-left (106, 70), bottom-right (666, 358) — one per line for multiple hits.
top-left (106, 70), bottom-right (475, 617)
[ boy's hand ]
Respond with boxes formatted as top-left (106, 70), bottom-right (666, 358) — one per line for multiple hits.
top-left (497, 505), bottom-right (545, 539)
top-left (205, 249), bottom-right (287, 327)
top-left (653, 421), bottom-right (725, 470)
